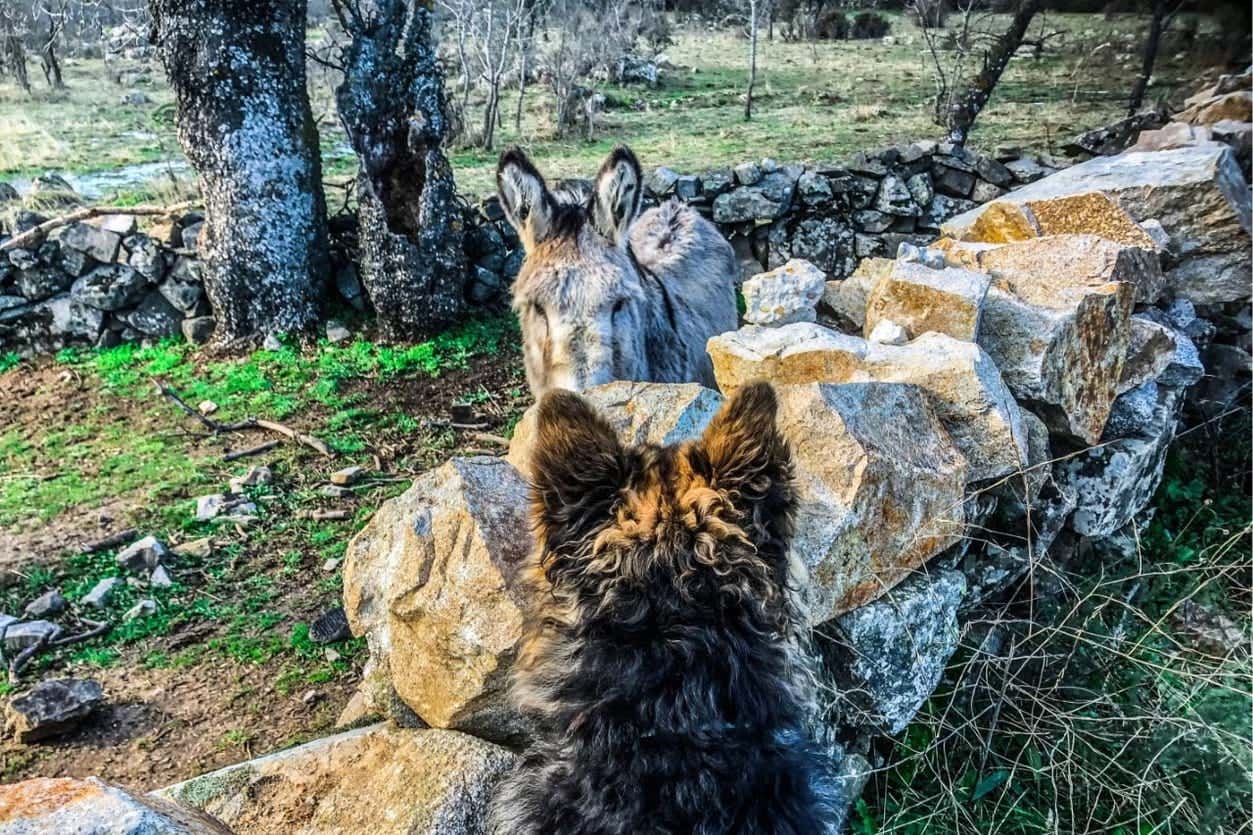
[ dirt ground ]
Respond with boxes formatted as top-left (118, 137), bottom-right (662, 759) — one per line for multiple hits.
top-left (0, 340), bottom-right (528, 789)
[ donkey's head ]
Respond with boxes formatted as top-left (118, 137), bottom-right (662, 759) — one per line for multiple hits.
top-left (497, 146), bottom-right (647, 396)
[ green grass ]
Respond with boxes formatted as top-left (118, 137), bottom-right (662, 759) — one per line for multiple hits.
top-left (857, 413), bottom-right (1253, 834)
top-left (0, 312), bottom-right (519, 696)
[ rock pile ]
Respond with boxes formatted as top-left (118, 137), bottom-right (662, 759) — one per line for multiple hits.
top-left (326, 138), bottom-right (1248, 831)
top-left (0, 206), bottom-right (213, 355)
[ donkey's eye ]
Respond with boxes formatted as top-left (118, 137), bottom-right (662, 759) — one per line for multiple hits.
top-left (532, 302), bottom-right (547, 321)
top-left (612, 299), bottom-right (626, 315)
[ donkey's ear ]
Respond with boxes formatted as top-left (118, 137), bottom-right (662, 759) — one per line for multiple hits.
top-left (530, 389), bottom-right (625, 552)
top-left (497, 147), bottom-right (555, 249)
top-left (590, 146), bottom-right (643, 247)
top-left (694, 382), bottom-right (796, 546)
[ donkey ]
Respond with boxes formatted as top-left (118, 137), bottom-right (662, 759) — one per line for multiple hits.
top-left (496, 146), bottom-right (738, 396)
top-left (488, 382), bottom-right (843, 834)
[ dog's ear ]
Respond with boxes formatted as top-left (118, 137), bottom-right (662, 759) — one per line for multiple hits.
top-left (497, 147), bottom-right (555, 249)
top-left (694, 382), bottom-right (796, 548)
top-left (530, 389), bottom-right (625, 553)
top-left (589, 145), bottom-right (643, 247)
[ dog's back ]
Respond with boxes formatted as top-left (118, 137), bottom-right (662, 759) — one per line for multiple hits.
top-left (489, 384), bottom-right (841, 835)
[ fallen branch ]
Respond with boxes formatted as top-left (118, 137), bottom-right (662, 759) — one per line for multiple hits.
top-left (152, 378), bottom-right (332, 458)
top-left (0, 200), bottom-right (201, 252)
top-left (223, 440), bottom-right (281, 462)
top-left (303, 509), bottom-right (351, 521)
top-left (81, 528), bottom-right (138, 554)
top-left (8, 636), bottom-right (48, 683)
top-left (50, 619), bottom-right (111, 648)
top-left (254, 419), bottom-right (332, 457)
top-left (469, 431), bottom-right (510, 448)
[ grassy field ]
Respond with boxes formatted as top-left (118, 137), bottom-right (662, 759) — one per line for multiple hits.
top-left (0, 12), bottom-right (1230, 197)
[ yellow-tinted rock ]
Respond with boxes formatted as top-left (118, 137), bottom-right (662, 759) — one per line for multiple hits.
top-left (0, 777), bottom-right (229, 834)
top-left (1024, 192), bottom-right (1158, 250)
top-left (974, 241), bottom-right (1137, 443)
top-left (821, 257), bottom-right (891, 328)
top-left (863, 261), bottom-right (990, 342)
top-left (957, 201), bottom-right (1041, 243)
top-left (709, 324), bottom-right (1028, 482)
top-left (161, 724), bottom-right (514, 835)
top-left (943, 145), bottom-right (1251, 304)
top-left (507, 382), bottom-right (722, 476)
top-left (343, 458), bottom-right (530, 741)
top-left (776, 382), bottom-right (967, 619)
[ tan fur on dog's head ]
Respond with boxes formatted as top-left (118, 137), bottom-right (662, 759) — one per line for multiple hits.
top-left (523, 381), bottom-right (797, 630)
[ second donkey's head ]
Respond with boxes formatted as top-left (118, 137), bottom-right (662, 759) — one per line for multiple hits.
top-left (497, 146), bottom-right (648, 396)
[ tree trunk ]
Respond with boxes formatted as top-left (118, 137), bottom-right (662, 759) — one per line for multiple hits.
top-left (41, 21), bottom-right (64, 89)
top-left (2, 33), bottom-right (30, 93)
top-left (336, 0), bottom-right (467, 341)
top-left (943, 0), bottom-right (1042, 147)
top-left (150, 0), bottom-right (329, 344)
top-left (1128, 0), bottom-right (1165, 116)
top-left (745, 0), bottom-right (758, 121)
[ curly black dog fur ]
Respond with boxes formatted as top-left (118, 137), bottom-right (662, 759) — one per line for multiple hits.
top-left (488, 382), bottom-right (842, 835)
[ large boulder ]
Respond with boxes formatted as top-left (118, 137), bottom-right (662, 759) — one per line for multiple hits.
top-left (343, 458), bottom-right (531, 741)
top-left (709, 325), bottom-right (1027, 482)
top-left (708, 323), bottom-right (869, 396)
top-left (741, 259), bottom-right (826, 327)
top-left (962, 238), bottom-right (1138, 444)
top-left (775, 383), bottom-right (968, 619)
top-left (0, 777), bottom-right (230, 834)
top-left (1060, 380), bottom-right (1183, 537)
top-left (822, 569), bottom-right (966, 733)
top-left (862, 260), bottom-right (990, 342)
top-left (936, 233), bottom-right (1165, 304)
top-left (507, 382), bottom-right (722, 475)
top-left (943, 145), bottom-right (1251, 304)
top-left (161, 724), bottom-right (514, 835)
top-left (951, 191), bottom-right (1159, 252)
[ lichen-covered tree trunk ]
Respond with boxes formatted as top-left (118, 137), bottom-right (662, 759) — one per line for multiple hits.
top-left (941, 0), bottom-right (1042, 148)
top-left (335, 0), bottom-right (467, 342)
top-left (150, 0), bottom-right (329, 343)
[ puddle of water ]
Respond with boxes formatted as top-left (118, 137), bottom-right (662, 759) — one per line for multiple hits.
top-left (8, 160), bottom-right (192, 200)
top-left (6, 145), bottom-right (358, 201)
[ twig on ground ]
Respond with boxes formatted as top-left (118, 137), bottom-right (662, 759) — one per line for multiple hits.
top-left (469, 431), bottom-right (511, 447)
top-left (223, 440), bottom-right (281, 462)
top-left (152, 378), bottom-right (333, 458)
top-left (50, 619), bottom-right (111, 648)
top-left (303, 509), bottom-right (351, 521)
top-left (8, 636), bottom-right (49, 683)
top-left (81, 528), bottom-right (138, 553)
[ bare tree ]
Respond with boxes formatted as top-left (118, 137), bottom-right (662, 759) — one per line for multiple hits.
top-left (744, 0), bottom-right (759, 120)
top-left (334, 0), bottom-right (467, 341)
top-left (916, 0), bottom-right (1043, 147)
top-left (36, 0), bottom-right (68, 89)
top-left (150, 0), bottom-right (330, 344)
top-left (0, 1), bottom-right (31, 93)
top-left (1127, 0), bottom-right (1185, 116)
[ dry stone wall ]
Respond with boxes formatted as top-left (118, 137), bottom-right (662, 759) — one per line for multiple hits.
top-left (331, 139), bottom-right (1250, 832)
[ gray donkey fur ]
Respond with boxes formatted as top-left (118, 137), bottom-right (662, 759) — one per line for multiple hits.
top-left (497, 146), bottom-right (738, 396)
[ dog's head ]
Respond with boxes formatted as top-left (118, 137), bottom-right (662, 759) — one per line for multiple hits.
top-left (526, 382), bottom-right (798, 628)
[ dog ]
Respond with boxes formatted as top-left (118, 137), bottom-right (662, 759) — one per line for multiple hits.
top-left (488, 382), bottom-right (842, 834)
